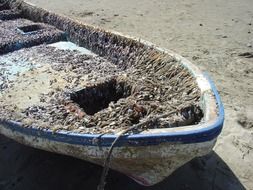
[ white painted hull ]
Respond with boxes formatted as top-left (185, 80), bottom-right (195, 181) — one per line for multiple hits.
top-left (0, 124), bottom-right (216, 185)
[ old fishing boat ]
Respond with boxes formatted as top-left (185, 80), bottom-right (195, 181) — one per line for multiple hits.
top-left (0, 0), bottom-right (224, 187)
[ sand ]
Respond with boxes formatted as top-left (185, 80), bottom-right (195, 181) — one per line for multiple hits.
top-left (0, 0), bottom-right (252, 189)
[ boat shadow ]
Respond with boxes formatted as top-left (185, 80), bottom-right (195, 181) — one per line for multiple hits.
top-left (0, 135), bottom-right (246, 190)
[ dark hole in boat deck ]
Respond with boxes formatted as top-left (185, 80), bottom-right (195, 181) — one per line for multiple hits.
top-left (0, 2), bottom-right (10, 11)
top-left (70, 78), bottom-right (132, 115)
top-left (17, 24), bottom-right (44, 34)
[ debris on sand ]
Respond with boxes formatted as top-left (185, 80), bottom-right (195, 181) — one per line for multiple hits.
top-left (238, 52), bottom-right (253, 58)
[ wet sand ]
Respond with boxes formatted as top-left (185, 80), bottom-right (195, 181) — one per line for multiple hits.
top-left (1, 0), bottom-right (253, 189)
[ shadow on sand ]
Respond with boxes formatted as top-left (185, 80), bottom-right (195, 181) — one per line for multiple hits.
top-left (0, 135), bottom-right (246, 190)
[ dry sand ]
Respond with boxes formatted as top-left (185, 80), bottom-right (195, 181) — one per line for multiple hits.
top-left (0, 0), bottom-right (253, 189)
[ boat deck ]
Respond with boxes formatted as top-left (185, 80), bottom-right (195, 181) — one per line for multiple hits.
top-left (0, 2), bottom-right (203, 135)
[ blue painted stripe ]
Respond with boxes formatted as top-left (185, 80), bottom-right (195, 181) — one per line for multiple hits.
top-left (0, 73), bottom-right (224, 147)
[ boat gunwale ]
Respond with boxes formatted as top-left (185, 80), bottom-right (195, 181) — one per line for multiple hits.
top-left (0, 0), bottom-right (224, 147)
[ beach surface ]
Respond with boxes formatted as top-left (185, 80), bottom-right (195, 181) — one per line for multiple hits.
top-left (0, 0), bottom-right (253, 189)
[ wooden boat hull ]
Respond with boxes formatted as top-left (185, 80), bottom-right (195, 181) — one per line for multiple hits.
top-left (0, 0), bottom-right (224, 186)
